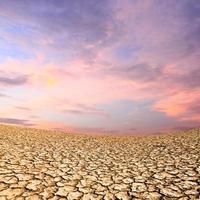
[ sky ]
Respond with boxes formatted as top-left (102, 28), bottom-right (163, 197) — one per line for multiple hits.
top-left (0, 0), bottom-right (200, 134)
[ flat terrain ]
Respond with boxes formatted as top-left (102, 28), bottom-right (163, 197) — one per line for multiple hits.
top-left (0, 125), bottom-right (199, 200)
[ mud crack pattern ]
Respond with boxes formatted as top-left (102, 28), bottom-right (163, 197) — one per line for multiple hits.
top-left (0, 125), bottom-right (200, 199)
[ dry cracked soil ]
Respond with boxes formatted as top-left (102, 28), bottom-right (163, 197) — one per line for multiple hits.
top-left (0, 125), bottom-right (199, 200)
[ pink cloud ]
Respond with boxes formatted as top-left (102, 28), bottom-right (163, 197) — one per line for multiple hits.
top-left (154, 89), bottom-right (200, 121)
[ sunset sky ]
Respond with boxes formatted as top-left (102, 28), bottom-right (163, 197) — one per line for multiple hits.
top-left (0, 0), bottom-right (199, 134)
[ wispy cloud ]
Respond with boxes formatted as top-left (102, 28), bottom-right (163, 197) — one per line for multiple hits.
top-left (0, 92), bottom-right (7, 97)
top-left (15, 106), bottom-right (31, 111)
top-left (0, 117), bottom-right (34, 126)
top-left (62, 102), bottom-right (109, 118)
top-left (63, 109), bottom-right (109, 118)
top-left (0, 71), bottom-right (28, 86)
top-left (106, 63), bottom-right (163, 83)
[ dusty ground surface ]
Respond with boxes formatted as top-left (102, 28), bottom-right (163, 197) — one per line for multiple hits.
top-left (0, 125), bottom-right (199, 200)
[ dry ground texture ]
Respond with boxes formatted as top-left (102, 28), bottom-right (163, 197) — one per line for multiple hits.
top-left (0, 125), bottom-right (199, 200)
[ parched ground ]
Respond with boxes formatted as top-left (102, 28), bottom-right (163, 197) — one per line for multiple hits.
top-left (0, 125), bottom-right (199, 200)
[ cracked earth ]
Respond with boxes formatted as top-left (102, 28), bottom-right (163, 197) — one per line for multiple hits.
top-left (0, 125), bottom-right (199, 200)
